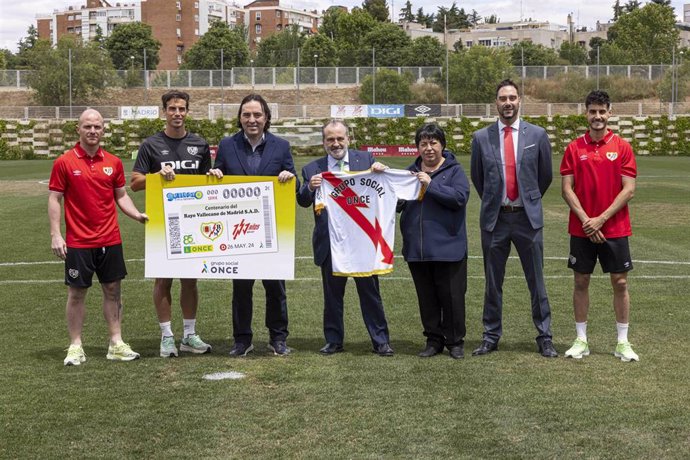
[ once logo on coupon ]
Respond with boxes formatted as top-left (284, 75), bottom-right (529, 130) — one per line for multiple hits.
top-left (166, 191), bottom-right (203, 201)
top-left (201, 222), bottom-right (223, 241)
top-left (232, 218), bottom-right (260, 240)
top-left (184, 244), bottom-right (213, 253)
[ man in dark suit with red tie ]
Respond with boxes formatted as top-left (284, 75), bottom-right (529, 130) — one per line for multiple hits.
top-left (470, 79), bottom-right (557, 358)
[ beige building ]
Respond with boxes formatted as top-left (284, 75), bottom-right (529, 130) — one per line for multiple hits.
top-left (401, 17), bottom-right (608, 52)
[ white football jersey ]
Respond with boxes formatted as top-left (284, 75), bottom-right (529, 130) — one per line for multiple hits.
top-left (315, 168), bottom-right (423, 276)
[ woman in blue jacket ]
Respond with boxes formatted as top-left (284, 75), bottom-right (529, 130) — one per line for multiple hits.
top-left (399, 123), bottom-right (470, 359)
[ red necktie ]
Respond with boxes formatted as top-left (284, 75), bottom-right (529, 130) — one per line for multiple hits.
top-left (504, 126), bottom-right (518, 201)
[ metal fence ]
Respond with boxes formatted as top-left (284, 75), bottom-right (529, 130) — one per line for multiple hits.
top-left (0, 65), bottom-right (678, 89)
top-left (3, 102), bottom-right (690, 121)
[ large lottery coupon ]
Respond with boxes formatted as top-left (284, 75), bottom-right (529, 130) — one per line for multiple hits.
top-left (144, 174), bottom-right (295, 279)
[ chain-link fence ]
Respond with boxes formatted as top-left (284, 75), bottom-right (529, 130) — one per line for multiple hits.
top-left (0, 65), bottom-right (680, 89)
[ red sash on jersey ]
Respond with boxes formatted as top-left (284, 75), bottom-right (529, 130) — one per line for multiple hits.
top-left (322, 172), bottom-right (394, 264)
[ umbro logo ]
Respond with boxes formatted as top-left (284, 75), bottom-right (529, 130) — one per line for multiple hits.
top-left (414, 105), bottom-right (432, 114)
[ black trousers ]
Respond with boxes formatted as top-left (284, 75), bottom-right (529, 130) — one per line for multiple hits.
top-left (231, 279), bottom-right (288, 345)
top-left (408, 258), bottom-right (467, 349)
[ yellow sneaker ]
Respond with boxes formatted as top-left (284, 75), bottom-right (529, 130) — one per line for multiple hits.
top-left (64, 344), bottom-right (86, 366)
top-left (106, 342), bottom-right (140, 362)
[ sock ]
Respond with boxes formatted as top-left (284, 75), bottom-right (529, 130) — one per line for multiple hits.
top-left (616, 322), bottom-right (629, 343)
top-left (575, 322), bottom-right (587, 342)
top-left (159, 321), bottom-right (173, 338)
top-left (183, 319), bottom-right (196, 337)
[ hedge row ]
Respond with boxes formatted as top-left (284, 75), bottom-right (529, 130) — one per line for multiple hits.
top-left (1, 115), bottom-right (690, 159)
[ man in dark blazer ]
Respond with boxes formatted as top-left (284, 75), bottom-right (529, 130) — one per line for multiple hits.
top-left (213, 94), bottom-right (298, 357)
top-left (470, 79), bottom-right (557, 358)
top-left (296, 119), bottom-right (394, 357)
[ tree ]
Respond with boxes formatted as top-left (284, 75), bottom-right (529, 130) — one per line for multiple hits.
top-left (359, 69), bottom-right (413, 103)
top-left (93, 25), bottom-right (106, 47)
top-left (302, 34), bottom-right (337, 67)
top-left (485, 14), bottom-right (499, 24)
top-left (559, 42), bottom-right (588, 65)
top-left (588, 37), bottom-right (607, 63)
top-left (12, 25), bottom-right (40, 69)
top-left (0, 51), bottom-right (5, 70)
top-left (399, 0), bottom-right (414, 22)
top-left (26, 35), bottom-right (115, 105)
top-left (415, 8), bottom-right (434, 28)
top-left (433, 3), bottom-right (470, 32)
top-left (623, 0), bottom-right (641, 14)
top-left (650, 0), bottom-right (671, 5)
top-left (447, 46), bottom-right (513, 103)
top-left (613, 0), bottom-right (624, 21)
top-left (359, 22), bottom-right (412, 66)
top-left (406, 36), bottom-right (445, 66)
top-left (104, 22), bottom-right (161, 70)
top-left (510, 42), bottom-right (559, 66)
top-left (181, 22), bottom-right (249, 69)
top-left (468, 10), bottom-right (482, 27)
top-left (608, 2), bottom-right (678, 64)
top-left (362, 0), bottom-right (389, 22)
top-left (328, 8), bottom-right (378, 66)
top-left (255, 25), bottom-right (304, 67)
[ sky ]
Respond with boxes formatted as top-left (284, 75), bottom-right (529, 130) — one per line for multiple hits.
top-left (1, 0), bottom-right (687, 53)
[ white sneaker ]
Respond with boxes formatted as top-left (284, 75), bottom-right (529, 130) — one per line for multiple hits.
top-left (564, 338), bottom-right (590, 359)
top-left (64, 344), bottom-right (86, 366)
top-left (160, 336), bottom-right (179, 358)
top-left (614, 341), bottom-right (639, 362)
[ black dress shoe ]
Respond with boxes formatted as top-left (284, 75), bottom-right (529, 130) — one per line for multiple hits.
top-left (319, 343), bottom-right (344, 355)
top-left (418, 345), bottom-right (442, 358)
top-left (472, 340), bottom-right (498, 356)
top-left (538, 339), bottom-right (558, 358)
top-left (448, 345), bottom-right (464, 359)
top-left (373, 343), bottom-right (394, 357)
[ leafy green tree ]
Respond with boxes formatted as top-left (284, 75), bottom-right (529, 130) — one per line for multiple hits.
top-left (447, 46), bottom-right (513, 103)
top-left (650, 0), bottom-right (671, 5)
top-left (181, 22), bottom-right (249, 69)
top-left (320, 7), bottom-right (345, 41)
top-left (26, 35), bottom-right (115, 105)
top-left (359, 69), bottom-right (413, 103)
top-left (485, 14), bottom-right (499, 24)
top-left (608, 2), bottom-right (678, 65)
top-left (399, 0), bottom-right (414, 22)
top-left (330, 8), bottom-right (378, 66)
top-left (362, 0), bottom-right (390, 22)
top-left (12, 25), bottom-right (40, 69)
top-left (0, 51), bottom-right (6, 70)
top-left (93, 25), bottom-right (106, 47)
top-left (104, 22), bottom-right (161, 70)
top-left (406, 36), bottom-right (445, 66)
top-left (301, 34), bottom-right (337, 67)
top-left (598, 43), bottom-right (634, 65)
top-left (588, 37), bottom-right (606, 63)
top-left (255, 25), bottom-right (304, 67)
top-left (511, 41), bottom-right (559, 66)
top-left (360, 22), bottom-right (412, 66)
top-left (559, 42), bottom-right (588, 65)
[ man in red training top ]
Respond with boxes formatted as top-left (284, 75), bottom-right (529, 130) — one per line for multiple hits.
top-left (49, 109), bottom-right (148, 366)
top-left (560, 90), bottom-right (639, 362)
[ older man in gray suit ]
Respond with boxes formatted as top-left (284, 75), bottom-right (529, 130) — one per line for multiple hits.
top-left (470, 79), bottom-right (557, 358)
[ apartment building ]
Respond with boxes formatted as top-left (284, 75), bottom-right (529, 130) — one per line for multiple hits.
top-left (35, 0), bottom-right (320, 68)
top-left (401, 17), bottom-right (607, 52)
top-left (243, 0), bottom-right (319, 49)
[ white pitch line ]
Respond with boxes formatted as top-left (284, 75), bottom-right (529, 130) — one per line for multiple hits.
top-left (2, 274), bottom-right (689, 285)
top-left (3, 255), bottom-right (690, 267)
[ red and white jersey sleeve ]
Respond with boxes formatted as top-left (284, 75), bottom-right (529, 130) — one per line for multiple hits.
top-left (315, 168), bottom-right (423, 276)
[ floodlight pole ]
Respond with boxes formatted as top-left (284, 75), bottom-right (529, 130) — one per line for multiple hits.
top-left (220, 48), bottom-right (224, 119)
top-left (68, 48), bottom-right (73, 119)
top-left (372, 47), bottom-right (376, 105)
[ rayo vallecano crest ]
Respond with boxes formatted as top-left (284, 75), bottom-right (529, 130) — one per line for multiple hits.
top-left (102, 167), bottom-right (113, 176)
top-left (187, 146), bottom-right (199, 156)
top-left (201, 222), bottom-right (223, 240)
top-left (606, 152), bottom-right (618, 161)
